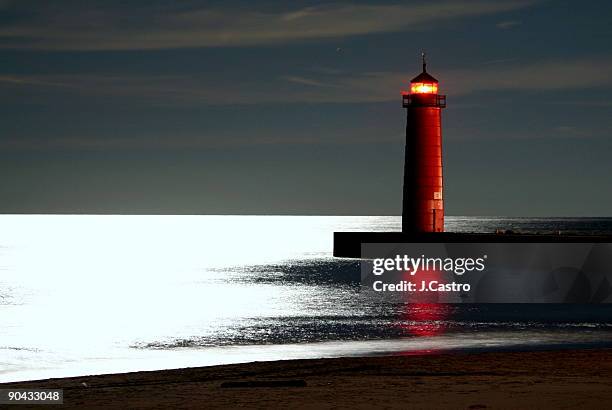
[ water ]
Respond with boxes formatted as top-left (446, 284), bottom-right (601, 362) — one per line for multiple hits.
top-left (1, 215), bottom-right (612, 382)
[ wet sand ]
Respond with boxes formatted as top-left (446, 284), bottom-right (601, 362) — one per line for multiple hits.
top-left (3, 349), bottom-right (612, 409)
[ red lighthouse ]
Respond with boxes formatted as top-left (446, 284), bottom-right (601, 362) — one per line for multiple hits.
top-left (401, 54), bottom-right (446, 233)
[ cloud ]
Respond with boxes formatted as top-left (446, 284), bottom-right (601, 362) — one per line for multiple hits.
top-left (281, 76), bottom-right (340, 88)
top-left (496, 20), bottom-right (522, 29)
top-left (297, 57), bottom-right (612, 102)
top-left (0, 135), bottom-right (316, 151)
top-left (443, 58), bottom-right (612, 94)
top-left (3, 56), bottom-right (612, 105)
top-left (0, 0), bottom-right (537, 50)
top-left (481, 58), bottom-right (519, 65)
top-left (0, 127), bottom-right (399, 151)
top-left (0, 74), bottom-right (72, 87)
top-left (4, 56), bottom-right (612, 151)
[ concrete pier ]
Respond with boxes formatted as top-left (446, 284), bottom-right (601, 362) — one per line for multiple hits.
top-left (333, 231), bottom-right (612, 258)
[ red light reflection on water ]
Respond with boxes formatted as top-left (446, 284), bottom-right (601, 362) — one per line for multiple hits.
top-left (400, 303), bottom-right (449, 337)
top-left (397, 268), bottom-right (451, 338)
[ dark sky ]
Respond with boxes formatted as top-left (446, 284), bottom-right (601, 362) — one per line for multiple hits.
top-left (1, 0), bottom-right (611, 216)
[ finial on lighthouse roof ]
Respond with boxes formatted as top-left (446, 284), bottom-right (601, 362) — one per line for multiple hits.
top-left (422, 51), bottom-right (427, 72)
top-left (410, 51), bottom-right (438, 84)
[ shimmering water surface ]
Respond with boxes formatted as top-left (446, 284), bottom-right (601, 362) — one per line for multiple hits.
top-left (1, 216), bottom-right (612, 382)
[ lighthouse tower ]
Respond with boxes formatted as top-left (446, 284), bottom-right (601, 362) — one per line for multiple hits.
top-left (401, 54), bottom-right (446, 233)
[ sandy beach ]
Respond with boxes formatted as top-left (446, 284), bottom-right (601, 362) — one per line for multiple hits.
top-left (2, 348), bottom-right (612, 409)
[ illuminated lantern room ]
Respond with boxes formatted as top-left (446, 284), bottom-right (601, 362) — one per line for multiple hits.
top-left (410, 71), bottom-right (438, 94)
top-left (402, 52), bottom-right (445, 108)
top-left (411, 81), bottom-right (438, 94)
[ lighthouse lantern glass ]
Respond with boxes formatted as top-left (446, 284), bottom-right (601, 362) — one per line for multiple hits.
top-left (410, 82), bottom-right (438, 94)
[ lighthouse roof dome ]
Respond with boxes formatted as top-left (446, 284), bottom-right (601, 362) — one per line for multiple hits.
top-left (410, 71), bottom-right (438, 83)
